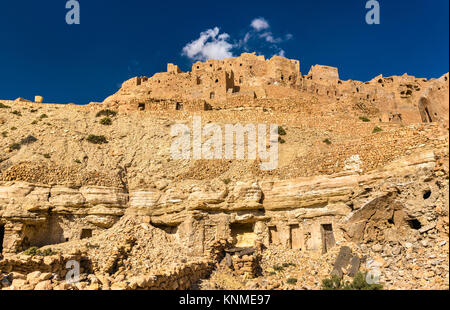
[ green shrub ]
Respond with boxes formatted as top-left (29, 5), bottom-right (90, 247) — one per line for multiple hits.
top-left (359, 116), bottom-right (371, 122)
top-left (278, 126), bottom-right (287, 136)
top-left (287, 278), bottom-right (298, 285)
top-left (74, 159), bottom-right (82, 164)
top-left (279, 137), bottom-right (286, 144)
top-left (1, 131), bottom-right (7, 138)
top-left (223, 178), bottom-right (231, 185)
top-left (31, 120), bottom-right (38, 125)
top-left (100, 117), bottom-right (112, 125)
top-left (11, 110), bottom-right (22, 116)
top-left (322, 272), bottom-right (383, 290)
top-left (11, 127), bottom-right (17, 131)
top-left (43, 153), bottom-right (51, 159)
top-left (20, 135), bottom-right (38, 145)
top-left (372, 126), bottom-right (383, 134)
top-left (9, 143), bottom-right (21, 151)
top-left (30, 109), bottom-right (38, 113)
top-left (273, 265), bottom-right (284, 272)
top-left (282, 262), bottom-right (296, 268)
top-left (24, 246), bottom-right (39, 256)
top-left (40, 114), bottom-right (48, 119)
top-left (0, 102), bottom-right (10, 109)
top-left (96, 109), bottom-right (117, 118)
top-left (87, 134), bottom-right (108, 144)
top-left (323, 138), bottom-right (332, 145)
top-left (24, 246), bottom-right (56, 257)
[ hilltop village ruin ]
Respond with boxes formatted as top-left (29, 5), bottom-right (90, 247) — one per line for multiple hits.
top-left (0, 53), bottom-right (448, 290)
top-left (104, 52), bottom-right (448, 124)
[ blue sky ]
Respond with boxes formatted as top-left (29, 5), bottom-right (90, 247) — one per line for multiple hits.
top-left (0, 0), bottom-right (448, 104)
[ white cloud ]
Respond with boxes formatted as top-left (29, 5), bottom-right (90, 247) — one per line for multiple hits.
top-left (181, 27), bottom-right (234, 61)
top-left (182, 18), bottom-right (293, 61)
top-left (251, 18), bottom-right (270, 31)
top-left (276, 49), bottom-right (286, 57)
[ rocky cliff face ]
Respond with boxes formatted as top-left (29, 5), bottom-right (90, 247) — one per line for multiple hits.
top-left (0, 54), bottom-right (448, 290)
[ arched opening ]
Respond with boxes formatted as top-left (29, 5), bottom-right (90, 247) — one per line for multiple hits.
top-left (418, 98), bottom-right (433, 123)
top-left (210, 92), bottom-right (215, 100)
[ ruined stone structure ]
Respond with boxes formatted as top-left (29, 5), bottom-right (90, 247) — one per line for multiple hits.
top-left (104, 53), bottom-right (449, 125)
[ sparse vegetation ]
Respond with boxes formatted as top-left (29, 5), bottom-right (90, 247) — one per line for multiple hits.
top-left (273, 265), bottom-right (284, 272)
top-left (282, 263), bottom-right (296, 268)
top-left (372, 126), bottom-right (383, 134)
top-left (278, 126), bottom-right (287, 136)
top-left (24, 247), bottom-right (57, 257)
top-left (30, 109), bottom-right (38, 113)
top-left (43, 153), bottom-right (51, 159)
top-left (100, 117), bottom-right (112, 125)
top-left (0, 102), bottom-right (10, 109)
top-left (323, 138), bottom-right (332, 145)
top-left (322, 272), bottom-right (383, 290)
top-left (359, 116), bottom-right (371, 122)
top-left (20, 135), bottom-right (38, 145)
top-left (1, 131), bottom-right (7, 138)
top-left (74, 159), bottom-right (82, 164)
top-left (87, 134), bottom-right (108, 144)
top-left (223, 178), bottom-right (231, 185)
top-left (11, 127), bottom-right (17, 131)
top-left (96, 109), bottom-right (117, 118)
top-left (9, 143), bottom-right (21, 151)
top-left (278, 137), bottom-right (286, 144)
top-left (11, 110), bottom-right (22, 116)
top-left (40, 114), bottom-right (48, 119)
top-left (31, 120), bottom-right (38, 125)
top-left (287, 278), bottom-right (298, 285)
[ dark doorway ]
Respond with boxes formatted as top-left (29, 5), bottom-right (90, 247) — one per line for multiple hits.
top-left (321, 224), bottom-right (336, 254)
top-left (138, 103), bottom-right (146, 111)
top-left (80, 229), bottom-right (93, 239)
top-left (269, 226), bottom-right (279, 245)
top-left (0, 225), bottom-right (4, 254)
top-left (176, 103), bottom-right (183, 111)
top-left (418, 98), bottom-right (433, 123)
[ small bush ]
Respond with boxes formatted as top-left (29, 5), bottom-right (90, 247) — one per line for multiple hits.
top-left (20, 135), bottom-right (38, 145)
top-left (282, 262), bottom-right (296, 268)
top-left (359, 116), bottom-right (371, 122)
top-left (11, 110), bottom-right (22, 116)
top-left (322, 272), bottom-right (383, 290)
top-left (323, 138), bottom-right (332, 145)
top-left (279, 137), bottom-right (286, 144)
top-left (87, 134), bottom-right (108, 144)
top-left (24, 247), bottom-right (56, 257)
top-left (372, 126), bottom-right (383, 134)
top-left (11, 127), bottom-right (17, 131)
top-left (31, 120), bottom-right (38, 125)
top-left (223, 178), bottom-right (231, 185)
top-left (30, 109), bottom-right (38, 113)
top-left (40, 114), bottom-right (48, 119)
top-left (74, 159), bottom-right (82, 164)
top-left (43, 153), bottom-right (51, 159)
top-left (96, 109), bottom-right (117, 118)
top-left (9, 143), bottom-right (21, 151)
top-left (278, 126), bottom-right (287, 136)
top-left (1, 131), bottom-right (7, 138)
top-left (24, 247), bottom-right (39, 256)
top-left (0, 102), bottom-right (10, 109)
top-left (273, 265), bottom-right (284, 272)
top-left (287, 278), bottom-right (298, 285)
top-left (100, 117), bottom-right (112, 125)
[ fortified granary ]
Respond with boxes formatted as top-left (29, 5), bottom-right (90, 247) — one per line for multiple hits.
top-left (103, 52), bottom-right (449, 124)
